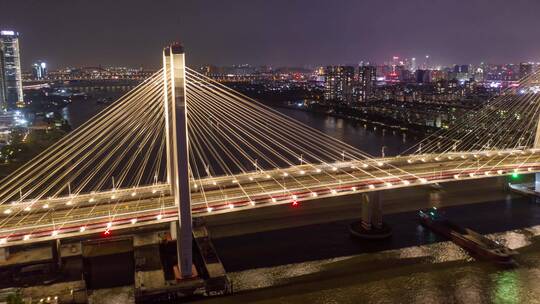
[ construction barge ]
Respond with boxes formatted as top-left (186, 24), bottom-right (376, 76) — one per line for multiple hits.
top-left (419, 208), bottom-right (517, 264)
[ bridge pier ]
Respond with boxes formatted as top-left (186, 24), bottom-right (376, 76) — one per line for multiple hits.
top-left (0, 247), bottom-right (9, 262)
top-left (350, 192), bottom-right (392, 239)
top-left (360, 192), bottom-right (382, 230)
top-left (52, 239), bottom-right (62, 271)
top-left (429, 187), bottom-right (442, 209)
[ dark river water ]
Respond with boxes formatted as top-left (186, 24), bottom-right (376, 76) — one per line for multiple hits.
top-left (64, 100), bottom-right (421, 156)
top-left (63, 98), bottom-right (540, 304)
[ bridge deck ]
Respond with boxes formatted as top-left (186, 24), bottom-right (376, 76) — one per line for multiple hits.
top-left (1, 150), bottom-right (538, 246)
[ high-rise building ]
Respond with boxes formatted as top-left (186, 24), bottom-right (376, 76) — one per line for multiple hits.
top-left (392, 56), bottom-right (400, 67)
top-left (357, 66), bottom-right (376, 102)
top-left (323, 66), bottom-right (355, 103)
top-left (430, 70), bottom-right (447, 82)
top-left (519, 63), bottom-right (533, 79)
top-left (453, 64), bottom-right (470, 81)
top-left (423, 55), bottom-right (431, 70)
top-left (0, 30), bottom-right (24, 109)
top-left (32, 61), bottom-right (48, 80)
top-left (473, 67), bottom-right (485, 82)
top-left (411, 57), bottom-right (417, 72)
top-left (415, 70), bottom-right (431, 83)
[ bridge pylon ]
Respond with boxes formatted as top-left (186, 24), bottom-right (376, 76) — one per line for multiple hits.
top-left (163, 44), bottom-right (193, 278)
top-left (534, 115), bottom-right (540, 149)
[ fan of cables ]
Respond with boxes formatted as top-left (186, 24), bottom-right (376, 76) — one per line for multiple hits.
top-left (404, 67), bottom-right (540, 156)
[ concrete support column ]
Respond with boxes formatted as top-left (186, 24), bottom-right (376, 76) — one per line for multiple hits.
top-left (361, 192), bottom-right (382, 230)
top-left (52, 239), bottom-right (62, 271)
top-left (429, 189), bottom-right (442, 209)
top-left (371, 192), bottom-right (383, 229)
top-left (535, 173), bottom-right (540, 192)
top-left (533, 115), bottom-right (540, 149)
top-left (495, 175), bottom-right (508, 190)
top-left (164, 44), bottom-right (193, 278)
top-left (351, 191), bottom-right (390, 239)
top-left (361, 194), bottom-right (373, 230)
top-left (163, 46), bottom-right (173, 187)
top-left (0, 247), bottom-right (9, 262)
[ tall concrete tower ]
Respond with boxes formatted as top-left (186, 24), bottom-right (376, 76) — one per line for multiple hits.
top-left (163, 44), bottom-right (193, 278)
top-left (0, 30), bottom-right (24, 110)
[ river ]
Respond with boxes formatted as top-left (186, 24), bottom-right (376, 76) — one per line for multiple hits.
top-left (62, 97), bottom-right (540, 304)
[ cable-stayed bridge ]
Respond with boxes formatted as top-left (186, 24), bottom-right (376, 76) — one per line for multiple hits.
top-left (1, 45), bottom-right (540, 276)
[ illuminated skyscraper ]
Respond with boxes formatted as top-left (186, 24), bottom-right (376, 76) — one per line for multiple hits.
top-left (323, 66), bottom-right (355, 103)
top-left (357, 66), bottom-right (376, 102)
top-left (423, 55), bottom-right (431, 70)
top-left (32, 61), bottom-right (48, 80)
top-left (453, 64), bottom-right (470, 81)
top-left (0, 30), bottom-right (24, 109)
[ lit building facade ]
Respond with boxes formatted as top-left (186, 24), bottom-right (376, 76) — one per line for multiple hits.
top-left (0, 30), bottom-right (24, 109)
top-left (357, 66), bottom-right (376, 102)
top-left (519, 63), bottom-right (533, 79)
top-left (32, 61), bottom-right (48, 80)
top-left (323, 66), bottom-right (355, 103)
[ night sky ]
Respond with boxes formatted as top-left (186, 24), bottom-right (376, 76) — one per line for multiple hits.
top-left (1, 0), bottom-right (540, 69)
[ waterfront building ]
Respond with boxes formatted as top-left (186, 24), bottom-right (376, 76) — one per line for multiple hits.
top-left (0, 30), bottom-right (24, 109)
top-left (357, 66), bottom-right (376, 102)
top-left (323, 66), bottom-right (355, 103)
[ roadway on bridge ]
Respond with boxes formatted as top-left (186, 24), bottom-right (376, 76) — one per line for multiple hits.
top-left (0, 150), bottom-right (537, 245)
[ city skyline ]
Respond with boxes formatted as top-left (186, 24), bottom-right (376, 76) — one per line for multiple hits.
top-left (3, 3), bottom-right (540, 302)
top-left (1, 0), bottom-right (540, 69)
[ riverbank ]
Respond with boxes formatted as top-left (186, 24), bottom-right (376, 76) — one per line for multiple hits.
top-left (199, 228), bottom-right (540, 304)
top-left (196, 193), bottom-right (540, 304)
top-left (276, 101), bottom-right (439, 137)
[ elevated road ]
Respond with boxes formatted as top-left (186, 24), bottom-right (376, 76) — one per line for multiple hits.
top-left (1, 148), bottom-right (539, 246)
